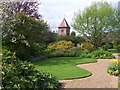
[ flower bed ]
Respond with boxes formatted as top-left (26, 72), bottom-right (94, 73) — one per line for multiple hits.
top-left (107, 59), bottom-right (120, 76)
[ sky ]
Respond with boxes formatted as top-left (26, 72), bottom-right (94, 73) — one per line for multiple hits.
top-left (38, 0), bottom-right (119, 32)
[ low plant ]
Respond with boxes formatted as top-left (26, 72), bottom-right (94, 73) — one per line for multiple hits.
top-left (47, 45), bottom-right (83, 57)
top-left (48, 50), bottom-right (81, 57)
top-left (107, 60), bottom-right (120, 76)
top-left (2, 49), bottom-right (60, 90)
top-left (91, 49), bottom-right (115, 59)
top-left (79, 50), bottom-right (92, 58)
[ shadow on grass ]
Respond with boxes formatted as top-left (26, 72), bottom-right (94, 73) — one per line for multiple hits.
top-left (33, 57), bottom-right (96, 66)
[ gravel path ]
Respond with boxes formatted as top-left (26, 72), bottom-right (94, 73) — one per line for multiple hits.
top-left (59, 59), bottom-right (118, 88)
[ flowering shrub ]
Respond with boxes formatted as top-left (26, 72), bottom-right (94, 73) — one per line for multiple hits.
top-left (48, 40), bottom-right (74, 51)
top-left (107, 59), bottom-right (120, 76)
top-left (81, 42), bottom-right (93, 51)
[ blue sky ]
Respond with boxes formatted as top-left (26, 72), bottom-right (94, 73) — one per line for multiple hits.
top-left (38, 0), bottom-right (119, 32)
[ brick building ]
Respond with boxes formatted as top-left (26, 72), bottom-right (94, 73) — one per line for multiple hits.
top-left (58, 18), bottom-right (70, 36)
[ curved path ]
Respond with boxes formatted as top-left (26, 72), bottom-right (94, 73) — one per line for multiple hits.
top-left (59, 59), bottom-right (118, 88)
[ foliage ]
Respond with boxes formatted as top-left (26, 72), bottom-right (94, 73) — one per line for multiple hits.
top-left (101, 42), bottom-right (113, 50)
top-left (46, 46), bottom-right (82, 58)
top-left (116, 44), bottom-right (120, 53)
top-left (2, 13), bottom-right (49, 60)
top-left (69, 36), bottom-right (85, 46)
top-left (81, 42), bottom-right (94, 51)
top-left (34, 57), bottom-right (96, 79)
top-left (91, 49), bottom-right (115, 59)
top-left (3, 1), bottom-right (41, 20)
top-left (45, 31), bottom-right (58, 43)
top-left (47, 45), bottom-right (115, 59)
top-left (48, 40), bottom-right (74, 51)
top-left (56, 35), bottom-right (85, 46)
top-left (107, 49), bottom-right (118, 53)
top-left (71, 31), bottom-right (76, 36)
top-left (2, 49), bottom-right (60, 90)
top-left (107, 60), bottom-right (120, 76)
top-left (79, 50), bottom-right (92, 58)
top-left (79, 49), bottom-right (115, 59)
top-left (101, 32), bottom-right (120, 49)
top-left (72, 2), bottom-right (118, 48)
top-left (47, 50), bottom-right (81, 57)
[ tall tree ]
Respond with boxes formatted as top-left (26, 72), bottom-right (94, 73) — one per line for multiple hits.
top-left (72, 2), bottom-right (118, 48)
top-left (1, 2), bottom-right (49, 60)
top-left (10, 1), bottom-right (41, 19)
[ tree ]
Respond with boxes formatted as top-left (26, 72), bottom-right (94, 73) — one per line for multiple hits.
top-left (72, 2), bottom-right (118, 48)
top-left (1, 3), bottom-right (49, 60)
top-left (9, 1), bottom-right (41, 19)
top-left (3, 13), bottom-right (49, 60)
top-left (71, 31), bottom-right (76, 36)
top-left (45, 31), bottom-right (58, 43)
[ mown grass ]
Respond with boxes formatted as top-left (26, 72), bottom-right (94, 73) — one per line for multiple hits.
top-left (33, 57), bottom-right (96, 80)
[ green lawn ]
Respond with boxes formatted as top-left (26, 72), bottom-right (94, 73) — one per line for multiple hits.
top-left (33, 57), bottom-right (96, 80)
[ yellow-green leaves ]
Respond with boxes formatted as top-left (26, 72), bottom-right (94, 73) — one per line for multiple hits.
top-left (48, 40), bottom-right (74, 51)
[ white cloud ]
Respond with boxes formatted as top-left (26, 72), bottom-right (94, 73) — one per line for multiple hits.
top-left (38, 0), bottom-right (119, 31)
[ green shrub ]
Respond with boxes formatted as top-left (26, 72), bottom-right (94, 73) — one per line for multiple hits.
top-left (107, 60), bottom-right (120, 76)
top-left (48, 40), bottom-right (74, 51)
top-left (107, 49), bottom-right (118, 53)
top-left (47, 50), bottom-right (80, 57)
top-left (47, 46), bottom-right (87, 58)
top-left (56, 35), bottom-right (85, 46)
top-left (91, 49), bottom-right (115, 59)
top-left (81, 42), bottom-right (93, 51)
top-left (79, 50), bottom-right (92, 58)
top-left (116, 44), bottom-right (120, 53)
top-left (2, 49), bottom-right (60, 90)
top-left (102, 43), bottom-right (113, 50)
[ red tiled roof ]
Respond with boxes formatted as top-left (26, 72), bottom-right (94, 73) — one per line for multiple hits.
top-left (58, 18), bottom-right (70, 29)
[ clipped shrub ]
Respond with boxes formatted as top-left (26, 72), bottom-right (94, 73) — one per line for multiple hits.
top-left (47, 46), bottom-right (83, 58)
top-left (107, 60), bottom-right (120, 76)
top-left (48, 40), bottom-right (74, 51)
top-left (81, 42), bottom-right (93, 51)
top-left (2, 49), bottom-right (60, 90)
top-left (47, 50), bottom-right (80, 57)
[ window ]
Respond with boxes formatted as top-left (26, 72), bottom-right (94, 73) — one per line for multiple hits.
top-left (61, 29), bottom-right (64, 32)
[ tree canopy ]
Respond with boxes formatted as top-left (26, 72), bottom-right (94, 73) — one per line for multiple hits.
top-left (8, 1), bottom-right (41, 19)
top-left (72, 2), bottom-right (118, 48)
top-left (1, 2), bottom-right (49, 60)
